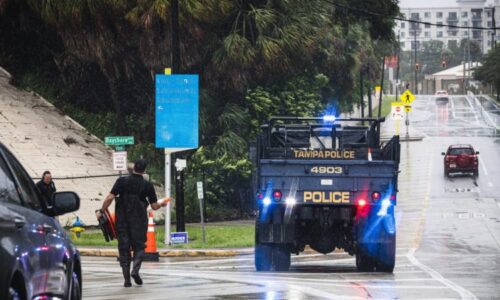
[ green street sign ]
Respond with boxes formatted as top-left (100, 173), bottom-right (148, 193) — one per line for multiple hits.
top-left (115, 145), bottom-right (125, 151)
top-left (105, 136), bottom-right (134, 146)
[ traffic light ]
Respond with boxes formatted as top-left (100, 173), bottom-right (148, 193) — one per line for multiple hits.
top-left (441, 60), bottom-right (447, 68)
top-left (415, 63), bottom-right (420, 71)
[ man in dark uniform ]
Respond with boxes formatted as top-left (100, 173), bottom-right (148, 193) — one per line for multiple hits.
top-left (36, 171), bottom-right (56, 206)
top-left (96, 159), bottom-right (167, 287)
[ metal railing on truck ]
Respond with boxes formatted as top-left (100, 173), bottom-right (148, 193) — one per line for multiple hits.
top-left (256, 116), bottom-right (400, 162)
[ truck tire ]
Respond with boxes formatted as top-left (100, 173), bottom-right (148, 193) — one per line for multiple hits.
top-left (376, 234), bottom-right (396, 273)
top-left (272, 245), bottom-right (291, 271)
top-left (255, 243), bottom-right (272, 271)
top-left (356, 251), bottom-right (376, 272)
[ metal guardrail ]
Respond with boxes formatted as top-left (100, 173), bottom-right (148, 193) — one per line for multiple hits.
top-left (467, 92), bottom-right (500, 131)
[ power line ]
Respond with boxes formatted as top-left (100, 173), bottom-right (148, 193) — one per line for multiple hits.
top-left (324, 0), bottom-right (500, 30)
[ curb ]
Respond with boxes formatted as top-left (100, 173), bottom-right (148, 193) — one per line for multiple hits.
top-left (77, 247), bottom-right (253, 257)
top-left (399, 136), bottom-right (425, 142)
top-left (77, 246), bottom-right (342, 258)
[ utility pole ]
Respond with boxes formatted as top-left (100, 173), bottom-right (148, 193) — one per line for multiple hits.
top-left (467, 29), bottom-right (471, 92)
top-left (396, 31), bottom-right (401, 102)
top-left (165, 0), bottom-right (181, 245)
top-left (368, 66), bottom-right (372, 118)
top-left (378, 56), bottom-right (385, 118)
top-left (493, 8), bottom-right (497, 48)
top-left (463, 40), bottom-right (466, 94)
top-left (171, 0), bottom-right (180, 73)
top-left (414, 26), bottom-right (418, 95)
top-left (360, 69), bottom-right (364, 120)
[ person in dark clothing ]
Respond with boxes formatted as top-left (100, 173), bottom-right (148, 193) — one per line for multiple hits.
top-left (96, 159), bottom-right (167, 287)
top-left (36, 171), bottom-right (56, 206)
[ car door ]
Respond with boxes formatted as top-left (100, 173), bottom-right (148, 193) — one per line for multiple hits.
top-left (1, 146), bottom-right (68, 298)
top-left (0, 147), bottom-right (47, 299)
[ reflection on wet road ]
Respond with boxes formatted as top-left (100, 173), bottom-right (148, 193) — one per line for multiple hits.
top-left (82, 95), bottom-right (500, 299)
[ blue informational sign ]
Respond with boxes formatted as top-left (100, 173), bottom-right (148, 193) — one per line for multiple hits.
top-left (170, 232), bottom-right (189, 244)
top-left (155, 74), bottom-right (199, 149)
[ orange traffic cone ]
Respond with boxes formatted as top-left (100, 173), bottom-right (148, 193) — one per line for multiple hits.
top-left (143, 211), bottom-right (159, 261)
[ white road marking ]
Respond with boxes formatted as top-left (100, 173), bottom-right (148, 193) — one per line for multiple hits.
top-left (406, 248), bottom-right (477, 300)
top-left (83, 265), bottom-right (456, 290)
top-left (478, 156), bottom-right (488, 176)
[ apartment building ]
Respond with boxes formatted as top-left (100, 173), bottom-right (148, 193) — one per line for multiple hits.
top-left (395, 0), bottom-right (500, 53)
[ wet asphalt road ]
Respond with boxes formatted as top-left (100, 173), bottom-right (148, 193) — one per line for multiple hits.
top-left (82, 95), bottom-right (500, 299)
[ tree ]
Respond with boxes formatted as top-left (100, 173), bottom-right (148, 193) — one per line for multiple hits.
top-left (474, 46), bottom-right (500, 100)
top-left (0, 0), bottom-right (400, 220)
top-left (419, 40), bottom-right (445, 75)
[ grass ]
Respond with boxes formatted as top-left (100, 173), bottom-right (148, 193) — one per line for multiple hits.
top-left (69, 223), bottom-right (255, 249)
top-left (371, 95), bottom-right (395, 118)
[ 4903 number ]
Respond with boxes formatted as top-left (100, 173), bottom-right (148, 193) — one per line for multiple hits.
top-left (310, 166), bottom-right (343, 174)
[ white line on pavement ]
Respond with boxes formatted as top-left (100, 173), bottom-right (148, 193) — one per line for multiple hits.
top-left (83, 266), bottom-right (456, 291)
top-left (478, 156), bottom-right (488, 176)
top-left (406, 248), bottom-right (477, 300)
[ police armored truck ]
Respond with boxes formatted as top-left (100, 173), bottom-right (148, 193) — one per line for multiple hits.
top-left (252, 116), bottom-right (400, 272)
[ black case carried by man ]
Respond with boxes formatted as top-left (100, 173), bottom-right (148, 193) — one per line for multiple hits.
top-left (98, 209), bottom-right (117, 242)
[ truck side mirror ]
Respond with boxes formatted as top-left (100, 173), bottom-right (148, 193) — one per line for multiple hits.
top-left (475, 151), bottom-right (479, 154)
top-left (441, 152), bottom-right (445, 155)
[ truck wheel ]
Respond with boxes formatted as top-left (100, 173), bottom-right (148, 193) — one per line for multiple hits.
top-left (473, 170), bottom-right (479, 177)
top-left (356, 252), bottom-right (375, 272)
top-left (255, 244), bottom-right (272, 271)
top-left (272, 245), bottom-right (291, 271)
top-left (376, 234), bottom-right (396, 273)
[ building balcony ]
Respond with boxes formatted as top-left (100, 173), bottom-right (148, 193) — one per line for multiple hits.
top-left (471, 15), bottom-right (483, 21)
top-left (446, 17), bottom-right (458, 23)
top-left (472, 30), bottom-right (482, 39)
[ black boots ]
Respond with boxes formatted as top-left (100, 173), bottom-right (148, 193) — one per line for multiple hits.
top-left (122, 265), bottom-right (132, 287)
top-left (131, 250), bottom-right (144, 285)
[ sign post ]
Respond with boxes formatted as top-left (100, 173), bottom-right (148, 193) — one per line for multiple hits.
top-left (391, 102), bottom-right (404, 136)
top-left (399, 89), bottom-right (415, 138)
top-left (196, 181), bottom-right (206, 243)
top-left (105, 136), bottom-right (135, 176)
top-left (155, 69), bottom-right (199, 245)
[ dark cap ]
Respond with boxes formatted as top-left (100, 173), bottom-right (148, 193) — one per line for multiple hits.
top-left (133, 159), bottom-right (147, 173)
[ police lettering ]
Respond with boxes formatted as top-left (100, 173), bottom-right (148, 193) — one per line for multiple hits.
top-left (293, 150), bottom-right (356, 159)
top-left (303, 191), bottom-right (351, 204)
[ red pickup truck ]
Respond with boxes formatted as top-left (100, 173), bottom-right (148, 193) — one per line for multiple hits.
top-left (442, 144), bottom-right (479, 177)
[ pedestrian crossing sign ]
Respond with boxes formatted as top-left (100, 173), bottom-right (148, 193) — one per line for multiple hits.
top-left (400, 89), bottom-right (415, 105)
top-left (404, 105), bottom-right (412, 112)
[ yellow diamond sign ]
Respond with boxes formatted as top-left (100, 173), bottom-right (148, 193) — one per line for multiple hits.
top-left (400, 89), bottom-right (415, 105)
top-left (404, 105), bottom-right (412, 112)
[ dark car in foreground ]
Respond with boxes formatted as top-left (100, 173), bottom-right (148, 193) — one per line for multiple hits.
top-left (442, 144), bottom-right (479, 177)
top-left (0, 142), bottom-right (82, 300)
